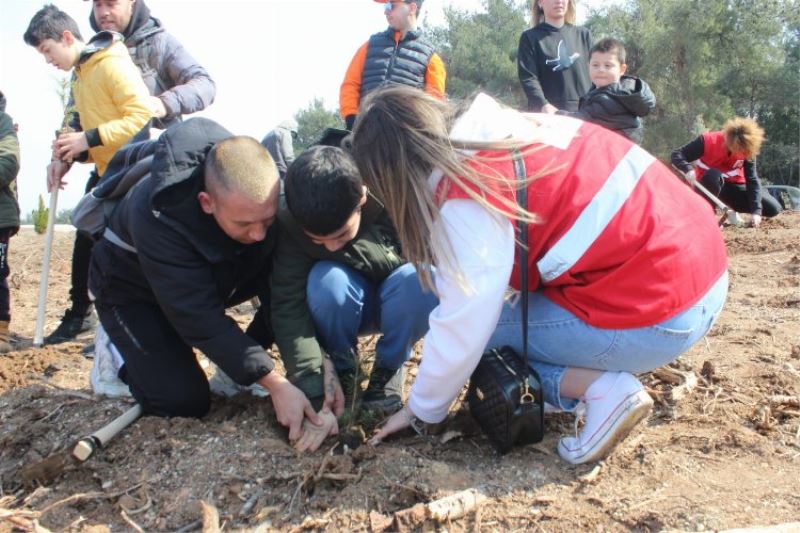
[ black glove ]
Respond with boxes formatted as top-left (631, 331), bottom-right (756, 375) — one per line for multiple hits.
top-left (345, 114), bottom-right (356, 131)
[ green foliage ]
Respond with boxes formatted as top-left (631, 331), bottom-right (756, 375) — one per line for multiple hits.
top-left (430, 0), bottom-right (529, 107)
top-left (585, 0), bottom-right (799, 184)
top-left (293, 98), bottom-right (342, 152)
top-left (55, 208), bottom-right (71, 224)
top-left (429, 0), bottom-right (798, 186)
top-left (31, 195), bottom-right (49, 235)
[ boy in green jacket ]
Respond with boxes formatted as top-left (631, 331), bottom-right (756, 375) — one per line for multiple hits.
top-left (271, 146), bottom-right (438, 416)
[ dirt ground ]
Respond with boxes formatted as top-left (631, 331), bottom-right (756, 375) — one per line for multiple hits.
top-left (1, 214), bottom-right (799, 532)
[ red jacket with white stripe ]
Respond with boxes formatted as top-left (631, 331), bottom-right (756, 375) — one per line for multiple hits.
top-left (696, 131), bottom-right (746, 184)
top-left (438, 119), bottom-right (728, 329)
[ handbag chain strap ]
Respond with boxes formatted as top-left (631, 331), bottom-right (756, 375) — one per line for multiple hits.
top-left (511, 149), bottom-right (533, 403)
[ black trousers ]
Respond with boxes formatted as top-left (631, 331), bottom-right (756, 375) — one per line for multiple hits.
top-left (69, 170), bottom-right (101, 313)
top-left (0, 227), bottom-right (15, 322)
top-left (96, 299), bottom-right (271, 418)
top-left (700, 169), bottom-right (782, 217)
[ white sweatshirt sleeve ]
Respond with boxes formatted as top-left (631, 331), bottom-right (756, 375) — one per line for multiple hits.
top-left (407, 199), bottom-right (516, 423)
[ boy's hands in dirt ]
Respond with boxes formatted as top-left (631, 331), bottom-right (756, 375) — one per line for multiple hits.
top-left (294, 409), bottom-right (338, 453)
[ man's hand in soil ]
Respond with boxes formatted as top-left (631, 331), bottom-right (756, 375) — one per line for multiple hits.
top-left (54, 132), bottom-right (89, 162)
top-left (294, 408), bottom-right (338, 453)
top-left (749, 214), bottom-right (762, 228)
top-left (258, 372), bottom-right (320, 442)
top-left (322, 355), bottom-right (345, 417)
top-left (46, 160), bottom-right (71, 192)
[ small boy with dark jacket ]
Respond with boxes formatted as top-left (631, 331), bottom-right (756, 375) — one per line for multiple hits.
top-left (560, 38), bottom-right (655, 144)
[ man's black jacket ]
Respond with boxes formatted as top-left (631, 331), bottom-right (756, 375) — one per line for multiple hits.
top-left (89, 118), bottom-right (277, 385)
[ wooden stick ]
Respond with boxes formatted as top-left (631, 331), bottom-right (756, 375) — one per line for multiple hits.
top-left (72, 404), bottom-right (143, 461)
top-left (33, 188), bottom-right (59, 347)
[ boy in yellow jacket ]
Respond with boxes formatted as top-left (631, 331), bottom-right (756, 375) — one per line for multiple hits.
top-left (25, 4), bottom-right (151, 344)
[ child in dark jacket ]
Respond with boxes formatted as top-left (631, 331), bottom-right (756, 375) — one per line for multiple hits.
top-left (560, 38), bottom-right (655, 144)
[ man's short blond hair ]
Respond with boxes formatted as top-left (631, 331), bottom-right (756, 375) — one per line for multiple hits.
top-left (205, 136), bottom-right (278, 202)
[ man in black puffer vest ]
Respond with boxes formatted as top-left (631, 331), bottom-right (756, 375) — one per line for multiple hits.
top-left (340, 0), bottom-right (446, 130)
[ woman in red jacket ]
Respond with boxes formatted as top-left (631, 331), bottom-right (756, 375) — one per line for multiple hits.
top-left (351, 86), bottom-right (728, 464)
top-left (671, 117), bottom-right (781, 227)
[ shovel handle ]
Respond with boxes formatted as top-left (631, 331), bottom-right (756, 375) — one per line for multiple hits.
top-left (33, 188), bottom-right (60, 347)
top-left (73, 404), bottom-right (143, 461)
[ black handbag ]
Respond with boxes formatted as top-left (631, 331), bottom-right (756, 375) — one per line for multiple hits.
top-left (467, 149), bottom-right (544, 454)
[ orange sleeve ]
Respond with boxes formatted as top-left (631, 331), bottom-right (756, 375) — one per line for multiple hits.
top-left (340, 42), bottom-right (369, 118)
top-left (424, 52), bottom-right (447, 100)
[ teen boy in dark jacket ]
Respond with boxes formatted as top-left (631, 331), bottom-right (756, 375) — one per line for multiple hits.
top-left (272, 146), bottom-right (438, 415)
top-left (89, 118), bottom-right (327, 448)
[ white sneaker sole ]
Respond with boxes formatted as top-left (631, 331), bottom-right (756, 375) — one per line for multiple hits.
top-left (558, 389), bottom-right (653, 464)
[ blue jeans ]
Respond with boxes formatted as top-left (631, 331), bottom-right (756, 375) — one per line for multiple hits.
top-left (488, 272), bottom-right (729, 410)
top-left (307, 261), bottom-right (438, 372)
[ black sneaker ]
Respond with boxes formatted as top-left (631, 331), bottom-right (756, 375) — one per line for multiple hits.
top-left (362, 367), bottom-right (404, 416)
top-left (45, 307), bottom-right (98, 345)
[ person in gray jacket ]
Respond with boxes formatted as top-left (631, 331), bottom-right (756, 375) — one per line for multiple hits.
top-left (45, 0), bottom-right (218, 344)
top-left (261, 119), bottom-right (298, 182)
top-left (89, 0), bottom-right (216, 129)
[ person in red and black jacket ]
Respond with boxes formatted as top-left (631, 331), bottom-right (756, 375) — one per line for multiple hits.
top-left (671, 117), bottom-right (782, 228)
top-left (339, 0), bottom-right (445, 130)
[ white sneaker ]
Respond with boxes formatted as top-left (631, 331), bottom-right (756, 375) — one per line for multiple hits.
top-left (208, 365), bottom-right (269, 398)
top-left (557, 372), bottom-right (653, 464)
top-left (726, 211), bottom-right (743, 225)
top-left (89, 324), bottom-right (131, 398)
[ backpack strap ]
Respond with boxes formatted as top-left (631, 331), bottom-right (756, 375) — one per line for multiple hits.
top-left (510, 149), bottom-right (529, 361)
top-left (103, 227), bottom-right (137, 254)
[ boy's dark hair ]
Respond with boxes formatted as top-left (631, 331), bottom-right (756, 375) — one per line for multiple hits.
top-left (590, 38), bottom-right (626, 65)
top-left (285, 146), bottom-right (364, 236)
top-left (24, 4), bottom-right (83, 47)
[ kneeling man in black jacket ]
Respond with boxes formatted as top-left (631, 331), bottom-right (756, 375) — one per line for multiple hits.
top-left (89, 118), bottom-right (335, 449)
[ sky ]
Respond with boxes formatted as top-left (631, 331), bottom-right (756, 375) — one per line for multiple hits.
top-left (1, 0), bottom-right (610, 215)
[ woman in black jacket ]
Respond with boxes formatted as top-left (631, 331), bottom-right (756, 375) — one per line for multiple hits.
top-left (517, 0), bottom-right (591, 113)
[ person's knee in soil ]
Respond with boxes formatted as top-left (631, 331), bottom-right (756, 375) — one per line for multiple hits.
top-left (276, 145), bottom-right (434, 418)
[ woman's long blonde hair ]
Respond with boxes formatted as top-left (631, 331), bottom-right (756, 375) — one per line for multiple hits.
top-left (532, 0), bottom-right (577, 26)
top-left (349, 86), bottom-right (542, 292)
top-left (722, 117), bottom-right (765, 159)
